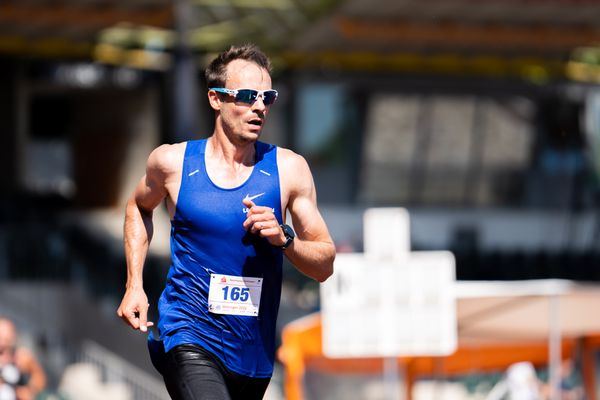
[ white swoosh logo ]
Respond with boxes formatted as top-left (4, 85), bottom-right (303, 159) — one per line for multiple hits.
top-left (244, 192), bottom-right (265, 201)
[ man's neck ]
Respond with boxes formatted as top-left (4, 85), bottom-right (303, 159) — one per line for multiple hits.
top-left (204, 133), bottom-right (256, 188)
top-left (207, 132), bottom-right (256, 168)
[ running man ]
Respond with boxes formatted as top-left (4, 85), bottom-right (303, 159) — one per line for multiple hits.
top-left (117, 44), bottom-right (335, 400)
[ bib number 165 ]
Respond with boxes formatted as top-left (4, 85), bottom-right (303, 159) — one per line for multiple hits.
top-left (208, 273), bottom-right (263, 316)
top-left (222, 286), bottom-right (250, 302)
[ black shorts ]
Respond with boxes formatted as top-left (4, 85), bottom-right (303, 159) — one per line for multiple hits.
top-left (161, 344), bottom-right (271, 400)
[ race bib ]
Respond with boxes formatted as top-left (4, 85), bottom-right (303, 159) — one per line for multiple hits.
top-left (208, 274), bottom-right (263, 316)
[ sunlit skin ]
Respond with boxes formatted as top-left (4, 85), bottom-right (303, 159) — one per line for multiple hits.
top-left (117, 58), bottom-right (335, 333)
top-left (203, 59), bottom-right (274, 189)
top-left (211, 59), bottom-right (273, 146)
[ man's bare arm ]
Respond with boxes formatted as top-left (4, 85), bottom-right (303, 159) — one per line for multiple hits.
top-left (240, 149), bottom-right (335, 282)
top-left (117, 145), bottom-right (176, 331)
top-left (280, 151), bottom-right (335, 282)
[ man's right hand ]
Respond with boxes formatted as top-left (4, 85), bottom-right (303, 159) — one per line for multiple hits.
top-left (117, 288), bottom-right (154, 332)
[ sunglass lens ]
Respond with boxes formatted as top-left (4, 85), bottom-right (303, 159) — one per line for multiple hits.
top-left (263, 91), bottom-right (277, 105)
top-left (235, 90), bottom-right (257, 104)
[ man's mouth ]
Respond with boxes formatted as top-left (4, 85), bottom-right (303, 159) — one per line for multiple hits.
top-left (248, 119), bottom-right (263, 127)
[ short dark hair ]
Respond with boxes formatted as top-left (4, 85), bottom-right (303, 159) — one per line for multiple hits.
top-left (205, 44), bottom-right (272, 89)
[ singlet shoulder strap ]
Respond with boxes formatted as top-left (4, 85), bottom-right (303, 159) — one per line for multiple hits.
top-left (255, 140), bottom-right (277, 163)
top-left (184, 139), bottom-right (207, 158)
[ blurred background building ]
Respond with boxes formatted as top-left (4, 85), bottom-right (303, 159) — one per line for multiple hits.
top-left (1, 0), bottom-right (600, 398)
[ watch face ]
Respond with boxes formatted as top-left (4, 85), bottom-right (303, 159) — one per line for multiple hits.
top-left (280, 224), bottom-right (295, 249)
top-left (283, 224), bottom-right (295, 239)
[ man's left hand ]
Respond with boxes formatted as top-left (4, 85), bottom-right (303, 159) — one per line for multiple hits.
top-left (242, 198), bottom-right (286, 247)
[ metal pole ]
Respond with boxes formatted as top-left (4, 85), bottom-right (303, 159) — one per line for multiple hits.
top-left (548, 294), bottom-right (562, 400)
top-left (384, 357), bottom-right (402, 400)
top-left (172, 0), bottom-right (199, 142)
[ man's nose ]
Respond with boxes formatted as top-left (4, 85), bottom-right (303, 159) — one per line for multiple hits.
top-left (251, 95), bottom-right (267, 110)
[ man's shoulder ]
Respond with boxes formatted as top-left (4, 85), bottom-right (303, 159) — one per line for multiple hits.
top-left (276, 146), bottom-right (308, 168)
top-left (152, 141), bottom-right (187, 158)
top-left (148, 142), bottom-right (187, 174)
top-left (276, 147), bottom-right (313, 193)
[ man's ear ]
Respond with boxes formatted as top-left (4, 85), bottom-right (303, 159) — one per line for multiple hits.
top-left (208, 90), bottom-right (221, 110)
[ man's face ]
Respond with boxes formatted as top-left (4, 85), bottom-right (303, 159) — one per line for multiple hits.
top-left (215, 59), bottom-right (273, 143)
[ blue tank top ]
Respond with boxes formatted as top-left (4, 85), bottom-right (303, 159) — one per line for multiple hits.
top-left (157, 139), bottom-right (283, 378)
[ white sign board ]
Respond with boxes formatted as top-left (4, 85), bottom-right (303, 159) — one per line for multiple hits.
top-left (321, 208), bottom-right (457, 358)
top-left (363, 208), bottom-right (411, 260)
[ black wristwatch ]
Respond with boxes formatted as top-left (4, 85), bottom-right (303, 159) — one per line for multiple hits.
top-left (279, 224), bottom-right (295, 250)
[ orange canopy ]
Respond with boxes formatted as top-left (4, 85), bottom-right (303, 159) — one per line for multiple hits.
top-left (279, 280), bottom-right (600, 400)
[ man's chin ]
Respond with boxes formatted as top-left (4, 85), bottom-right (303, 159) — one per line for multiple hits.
top-left (241, 130), bottom-right (261, 142)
